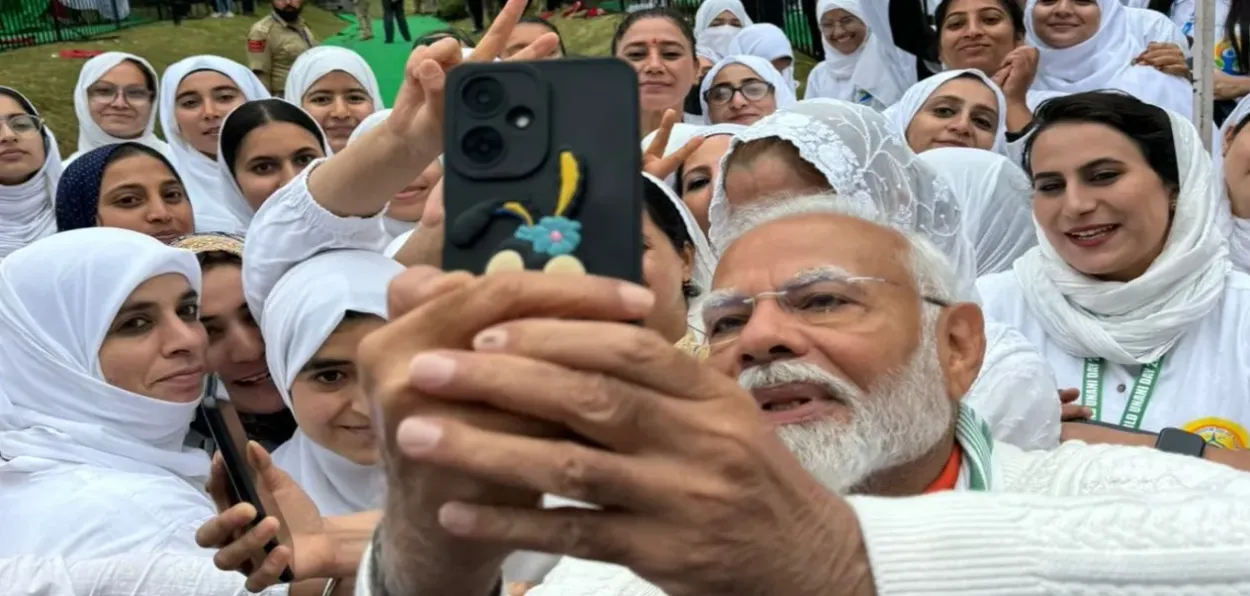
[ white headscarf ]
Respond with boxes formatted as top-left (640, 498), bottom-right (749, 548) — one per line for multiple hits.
top-left (639, 123), bottom-right (745, 190)
top-left (920, 148), bottom-right (1036, 275)
top-left (264, 249), bottom-right (402, 515)
top-left (726, 23), bottom-right (796, 89)
top-left (214, 98), bottom-right (331, 235)
top-left (643, 171), bottom-right (715, 295)
top-left (803, 0), bottom-right (913, 108)
top-left (347, 109), bottom-right (413, 239)
top-left (0, 87), bottom-right (61, 261)
top-left (159, 56), bottom-right (270, 235)
top-left (883, 69), bottom-right (1010, 157)
top-left (1025, 0), bottom-right (1192, 118)
top-left (693, 0), bottom-right (753, 56)
top-left (699, 55), bottom-right (798, 125)
top-left (0, 228), bottom-right (209, 483)
top-left (1012, 108), bottom-right (1230, 364)
top-left (709, 99), bottom-right (977, 295)
top-left (68, 53), bottom-right (171, 164)
top-left (282, 46), bottom-right (385, 111)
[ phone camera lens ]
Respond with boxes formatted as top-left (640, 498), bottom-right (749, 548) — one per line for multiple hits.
top-left (462, 77), bottom-right (505, 115)
top-left (462, 126), bottom-right (505, 165)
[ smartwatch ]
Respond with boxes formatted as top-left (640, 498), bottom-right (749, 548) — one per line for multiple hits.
top-left (1154, 427), bottom-right (1207, 458)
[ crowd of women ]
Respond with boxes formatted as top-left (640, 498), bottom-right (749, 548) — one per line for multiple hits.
top-left (1, 0), bottom-right (1249, 593)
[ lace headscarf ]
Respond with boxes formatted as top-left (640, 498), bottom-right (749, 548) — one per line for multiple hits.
top-left (708, 99), bottom-right (976, 295)
top-left (1012, 108), bottom-right (1230, 364)
top-left (920, 148), bottom-right (1036, 275)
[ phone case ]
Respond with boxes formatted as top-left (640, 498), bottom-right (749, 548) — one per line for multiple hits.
top-left (442, 58), bottom-right (644, 283)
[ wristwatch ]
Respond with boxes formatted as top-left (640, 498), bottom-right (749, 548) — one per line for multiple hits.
top-left (1154, 427), bottom-right (1207, 458)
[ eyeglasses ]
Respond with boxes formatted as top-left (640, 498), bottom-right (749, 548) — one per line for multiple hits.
top-left (87, 84), bottom-right (154, 105)
top-left (703, 80), bottom-right (774, 106)
top-left (0, 114), bottom-right (44, 136)
top-left (820, 15), bottom-right (860, 33)
top-left (697, 274), bottom-right (951, 350)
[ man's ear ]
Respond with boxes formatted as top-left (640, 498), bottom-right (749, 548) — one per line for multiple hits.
top-left (935, 302), bottom-right (986, 404)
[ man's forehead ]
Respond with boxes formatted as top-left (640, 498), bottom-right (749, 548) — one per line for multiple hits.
top-left (713, 214), bottom-right (907, 290)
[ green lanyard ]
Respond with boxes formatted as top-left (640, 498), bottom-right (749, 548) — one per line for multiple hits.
top-left (1080, 356), bottom-right (1166, 430)
top-left (954, 403), bottom-right (994, 491)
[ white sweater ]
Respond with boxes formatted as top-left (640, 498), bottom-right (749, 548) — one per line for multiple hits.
top-left (357, 440), bottom-right (1250, 595)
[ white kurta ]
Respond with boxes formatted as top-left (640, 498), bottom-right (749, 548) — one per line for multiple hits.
top-left (979, 270), bottom-right (1250, 448)
top-left (1, 552), bottom-right (290, 595)
top-left (354, 440), bottom-right (1250, 596)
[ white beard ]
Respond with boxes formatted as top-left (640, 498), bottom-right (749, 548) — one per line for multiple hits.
top-left (737, 319), bottom-right (954, 495)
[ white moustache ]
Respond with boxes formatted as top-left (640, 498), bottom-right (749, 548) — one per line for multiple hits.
top-left (737, 360), bottom-right (866, 406)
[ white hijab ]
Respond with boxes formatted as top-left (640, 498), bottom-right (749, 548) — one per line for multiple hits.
top-left (709, 99), bottom-right (978, 295)
top-left (643, 171), bottom-right (716, 295)
top-left (348, 108), bottom-right (414, 239)
top-left (265, 249), bottom-right (402, 515)
top-left (920, 148), bottom-right (1037, 275)
top-left (159, 56), bottom-right (270, 235)
top-left (1025, 0), bottom-right (1192, 118)
top-left (699, 55), bottom-right (797, 125)
top-left (0, 88), bottom-right (61, 261)
top-left (282, 46), bottom-right (385, 111)
top-left (883, 69), bottom-right (1010, 157)
top-left (214, 99), bottom-right (331, 234)
top-left (1012, 108), bottom-right (1230, 364)
top-left (0, 228), bottom-right (209, 483)
top-left (693, 0), bottom-right (753, 56)
top-left (726, 23), bottom-right (796, 89)
top-left (68, 53), bottom-right (171, 164)
top-left (803, 0), bottom-right (913, 108)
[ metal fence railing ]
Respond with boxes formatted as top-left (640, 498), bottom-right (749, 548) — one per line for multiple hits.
top-left (618, 0), bottom-right (825, 62)
top-left (0, 0), bottom-right (171, 51)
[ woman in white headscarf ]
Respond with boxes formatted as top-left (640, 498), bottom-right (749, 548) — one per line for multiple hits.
top-left (159, 56), bottom-right (270, 235)
top-left (215, 98), bottom-right (331, 234)
top-left (920, 147), bottom-right (1037, 275)
top-left (263, 249), bottom-right (402, 515)
top-left (1216, 94), bottom-right (1250, 272)
top-left (283, 47), bottom-right (385, 154)
top-left (699, 55), bottom-right (797, 126)
top-left (884, 69), bottom-right (1011, 158)
top-left (726, 23), bottom-right (797, 90)
top-left (708, 99), bottom-right (1061, 452)
top-left (1025, 0), bottom-right (1193, 118)
top-left (641, 122), bottom-right (746, 233)
top-left (980, 92), bottom-right (1250, 447)
top-left (692, 0), bottom-right (753, 57)
top-left (803, 0), bottom-right (914, 108)
top-left (348, 109), bottom-right (442, 243)
top-left (67, 53), bottom-right (171, 165)
top-left (0, 87), bottom-right (62, 260)
top-left (0, 228), bottom-right (215, 559)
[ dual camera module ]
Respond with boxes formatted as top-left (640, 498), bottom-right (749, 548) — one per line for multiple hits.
top-left (460, 76), bottom-right (536, 167)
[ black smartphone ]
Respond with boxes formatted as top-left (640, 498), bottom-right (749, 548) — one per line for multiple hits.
top-left (199, 376), bottom-right (295, 583)
top-left (442, 58), bottom-right (643, 283)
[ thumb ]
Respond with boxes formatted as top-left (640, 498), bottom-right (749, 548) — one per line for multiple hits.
top-left (246, 440), bottom-right (286, 491)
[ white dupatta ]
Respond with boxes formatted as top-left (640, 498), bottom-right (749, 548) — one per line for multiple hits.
top-left (0, 88), bottom-right (62, 261)
top-left (67, 53), bottom-right (171, 164)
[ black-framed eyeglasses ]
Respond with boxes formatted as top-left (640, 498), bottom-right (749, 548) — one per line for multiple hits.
top-left (0, 114), bottom-right (44, 136)
top-left (696, 273), bottom-right (952, 350)
top-left (703, 79), bottom-right (774, 106)
top-left (87, 84), bottom-right (154, 105)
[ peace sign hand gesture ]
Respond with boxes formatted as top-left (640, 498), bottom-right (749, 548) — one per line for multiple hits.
top-left (642, 109), bottom-right (704, 181)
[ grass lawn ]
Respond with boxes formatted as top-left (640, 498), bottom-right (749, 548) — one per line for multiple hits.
top-left (2, 6), bottom-right (347, 154)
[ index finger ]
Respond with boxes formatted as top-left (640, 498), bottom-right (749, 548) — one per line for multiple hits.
top-left (644, 135), bottom-right (703, 180)
top-left (643, 109), bottom-right (680, 159)
top-left (505, 32), bottom-right (561, 62)
top-left (387, 266), bottom-right (473, 319)
top-left (469, 0), bottom-right (530, 62)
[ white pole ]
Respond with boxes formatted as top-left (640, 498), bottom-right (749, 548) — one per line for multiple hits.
top-left (1194, 0), bottom-right (1215, 151)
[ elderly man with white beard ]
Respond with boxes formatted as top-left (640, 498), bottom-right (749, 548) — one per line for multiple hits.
top-left (350, 194), bottom-right (1250, 596)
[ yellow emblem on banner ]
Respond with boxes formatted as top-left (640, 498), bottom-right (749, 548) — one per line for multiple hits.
top-left (1181, 417), bottom-right (1249, 451)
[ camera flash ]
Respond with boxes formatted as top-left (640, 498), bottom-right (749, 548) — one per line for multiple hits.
top-left (508, 107), bottom-right (534, 130)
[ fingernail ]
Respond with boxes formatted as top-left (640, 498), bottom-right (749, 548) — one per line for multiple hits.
top-left (409, 353), bottom-right (456, 388)
top-left (396, 417), bottom-right (443, 453)
top-left (618, 284), bottom-right (655, 312)
top-left (473, 328), bottom-right (507, 351)
top-left (1083, 407), bottom-right (1093, 417)
top-left (438, 502), bottom-right (476, 533)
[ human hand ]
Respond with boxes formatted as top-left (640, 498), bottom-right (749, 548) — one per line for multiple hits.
top-left (388, 270), bottom-right (871, 596)
top-left (1133, 42), bottom-right (1190, 80)
top-left (196, 442), bottom-right (338, 589)
top-left (384, 0), bottom-right (560, 155)
top-left (1061, 421), bottom-right (1155, 447)
top-left (994, 46), bottom-right (1038, 104)
top-left (642, 109), bottom-right (704, 180)
top-left (1058, 388), bottom-right (1091, 421)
